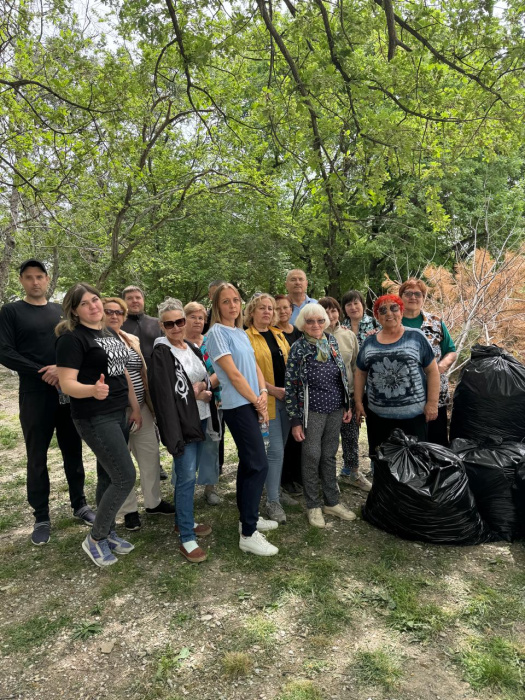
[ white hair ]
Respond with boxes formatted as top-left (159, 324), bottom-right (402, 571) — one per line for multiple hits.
top-left (294, 303), bottom-right (330, 332)
top-left (158, 297), bottom-right (184, 319)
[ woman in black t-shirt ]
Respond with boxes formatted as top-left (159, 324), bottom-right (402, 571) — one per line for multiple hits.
top-left (56, 283), bottom-right (142, 568)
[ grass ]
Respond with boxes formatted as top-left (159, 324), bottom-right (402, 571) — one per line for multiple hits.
top-left (461, 580), bottom-right (525, 631)
top-left (242, 614), bottom-right (277, 648)
top-left (277, 680), bottom-right (323, 700)
top-left (353, 648), bottom-right (403, 690)
top-left (3, 614), bottom-right (71, 653)
top-left (155, 565), bottom-right (202, 600)
top-left (155, 645), bottom-right (192, 681)
top-left (0, 512), bottom-right (23, 532)
top-left (0, 426), bottom-right (20, 449)
top-left (457, 635), bottom-right (525, 693)
top-left (71, 620), bottom-right (102, 640)
top-left (221, 651), bottom-right (253, 679)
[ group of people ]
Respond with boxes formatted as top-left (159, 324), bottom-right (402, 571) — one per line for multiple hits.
top-left (0, 261), bottom-right (456, 567)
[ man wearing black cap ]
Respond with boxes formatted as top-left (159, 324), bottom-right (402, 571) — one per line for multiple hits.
top-left (0, 260), bottom-right (95, 545)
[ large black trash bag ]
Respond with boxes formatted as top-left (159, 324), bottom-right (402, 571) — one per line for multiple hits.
top-left (450, 344), bottom-right (525, 443)
top-left (362, 430), bottom-right (492, 545)
top-left (450, 438), bottom-right (525, 542)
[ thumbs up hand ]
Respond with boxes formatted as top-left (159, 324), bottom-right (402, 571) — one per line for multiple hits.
top-left (93, 373), bottom-right (109, 400)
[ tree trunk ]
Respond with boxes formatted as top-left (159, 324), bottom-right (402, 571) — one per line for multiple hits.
top-left (0, 184), bottom-right (19, 306)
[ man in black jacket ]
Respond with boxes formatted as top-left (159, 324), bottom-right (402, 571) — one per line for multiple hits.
top-left (0, 260), bottom-right (94, 545)
top-left (121, 286), bottom-right (163, 364)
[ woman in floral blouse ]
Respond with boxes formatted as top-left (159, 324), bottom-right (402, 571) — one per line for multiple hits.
top-left (341, 290), bottom-right (379, 346)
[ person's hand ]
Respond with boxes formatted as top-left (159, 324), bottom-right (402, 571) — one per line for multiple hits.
top-left (93, 374), bottom-right (109, 400)
top-left (273, 387), bottom-right (286, 401)
top-left (257, 409), bottom-right (269, 424)
top-left (292, 425), bottom-right (305, 442)
top-left (342, 409), bottom-right (352, 423)
top-left (129, 407), bottom-right (143, 430)
top-left (354, 401), bottom-right (366, 424)
top-left (365, 328), bottom-right (379, 337)
top-left (197, 390), bottom-right (213, 403)
top-left (193, 381), bottom-right (207, 397)
top-left (437, 362), bottom-right (447, 375)
top-left (254, 391), bottom-right (268, 413)
top-left (424, 402), bottom-right (438, 422)
top-left (39, 365), bottom-right (60, 387)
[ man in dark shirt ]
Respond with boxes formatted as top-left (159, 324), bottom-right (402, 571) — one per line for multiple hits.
top-left (0, 260), bottom-right (94, 545)
top-left (121, 285), bottom-right (162, 364)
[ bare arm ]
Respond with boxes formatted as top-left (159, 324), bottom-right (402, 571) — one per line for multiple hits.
top-left (215, 355), bottom-right (268, 421)
top-left (423, 359), bottom-right (440, 421)
top-left (125, 369), bottom-right (143, 429)
top-left (354, 368), bottom-right (368, 422)
top-left (437, 351), bottom-right (457, 374)
top-left (57, 368), bottom-right (109, 400)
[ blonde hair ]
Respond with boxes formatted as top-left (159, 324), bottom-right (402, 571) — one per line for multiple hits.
top-left (184, 301), bottom-right (207, 317)
top-left (244, 294), bottom-right (278, 328)
top-left (210, 283), bottom-right (243, 328)
top-left (102, 297), bottom-right (128, 318)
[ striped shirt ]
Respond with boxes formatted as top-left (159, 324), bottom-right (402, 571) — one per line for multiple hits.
top-left (126, 347), bottom-right (145, 405)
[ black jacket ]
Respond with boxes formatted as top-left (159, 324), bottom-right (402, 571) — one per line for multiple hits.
top-left (148, 343), bottom-right (205, 458)
top-left (122, 313), bottom-right (162, 364)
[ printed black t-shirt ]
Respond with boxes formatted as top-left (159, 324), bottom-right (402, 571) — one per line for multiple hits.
top-left (56, 325), bottom-right (129, 419)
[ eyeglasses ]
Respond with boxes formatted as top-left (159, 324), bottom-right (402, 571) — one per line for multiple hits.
top-left (377, 304), bottom-right (401, 315)
top-left (305, 318), bottom-right (325, 325)
top-left (403, 291), bottom-right (423, 298)
top-left (162, 318), bottom-right (186, 329)
top-left (104, 309), bottom-right (125, 317)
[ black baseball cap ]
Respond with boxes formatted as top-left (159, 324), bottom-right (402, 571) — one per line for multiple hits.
top-left (19, 259), bottom-right (48, 275)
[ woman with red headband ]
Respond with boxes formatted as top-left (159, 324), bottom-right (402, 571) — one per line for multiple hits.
top-left (354, 294), bottom-right (440, 462)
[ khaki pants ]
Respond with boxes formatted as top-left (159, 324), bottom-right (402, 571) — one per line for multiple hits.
top-left (118, 403), bottom-right (162, 516)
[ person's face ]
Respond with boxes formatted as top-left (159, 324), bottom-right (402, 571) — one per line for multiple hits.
top-left (218, 287), bottom-right (241, 324)
top-left (208, 285), bottom-right (218, 301)
top-left (19, 267), bottom-right (49, 300)
top-left (124, 291), bottom-right (144, 314)
top-left (401, 286), bottom-right (425, 314)
top-left (161, 310), bottom-right (186, 344)
top-left (286, 271), bottom-right (307, 296)
top-left (75, 292), bottom-right (105, 327)
top-left (376, 302), bottom-right (402, 328)
top-left (186, 310), bottom-right (205, 336)
top-left (345, 298), bottom-right (364, 320)
top-left (252, 299), bottom-right (274, 329)
top-left (303, 315), bottom-right (326, 339)
top-left (104, 302), bottom-right (126, 330)
top-left (326, 307), bottom-right (340, 327)
top-left (276, 298), bottom-right (292, 325)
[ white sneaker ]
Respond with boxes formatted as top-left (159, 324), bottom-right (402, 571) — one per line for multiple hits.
top-left (307, 507), bottom-right (326, 528)
top-left (323, 503), bottom-right (356, 521)
top-left (239, 530), bottom-right (278, 556)
top-left (238, 517), bottom-right (278, 534)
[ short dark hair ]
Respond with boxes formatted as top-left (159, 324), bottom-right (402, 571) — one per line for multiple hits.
top-left (341, 290), bottom-right (365, 317)
top-left (318, 296), bottom-right (342, 321)
top-left (208, 279), bottom-right (226, 291)
top-left (20, 259), bottom-right (47, 275)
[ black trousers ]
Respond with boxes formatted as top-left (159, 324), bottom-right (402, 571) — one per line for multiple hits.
top-left (222, 403), bottom-right (268, 537)
top-left (427, 405), bottom-right (449, 447)
top-left (365, 406), bottom-right (428, 458)
top-left (281, 431), bottom-right (303, 486)
top-left (19, 389), bottom-right (86, 522)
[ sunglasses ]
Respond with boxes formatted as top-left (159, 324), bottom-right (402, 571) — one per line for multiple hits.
top-left (403, 291), bottom-right (423, 298)
top-left (377, 304), bottom-right (401, 315)
top-left (104, 309), bottom-right (125, 316)
top-left (162, 318), bottom-right (186, 329)
top-left (305, 318), bottom-right (325, 325)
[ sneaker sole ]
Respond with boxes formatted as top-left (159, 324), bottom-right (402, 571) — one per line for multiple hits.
top-left (239, 544), bottom-right (279, 556)
top-left (125, 524), bottom-right (141, 531)
top-left (82, 539), bottom-right (118, 567)
top-left (179, 547), bottom-right (207, 563)
top-left (323, 509), bottom-right (356, 521)
top-left (145, 511), bottom-right (174, 516)
top-left (31, 537), bottom-right (50, 546)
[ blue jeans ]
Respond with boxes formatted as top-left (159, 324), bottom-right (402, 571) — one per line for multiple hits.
top-left (172, 419), bottom-right (207, 544)
top-left (196, 430), bottom-right (220, 486)
top-left (266, 399), bottom-right (290, 502)
top-left (73, 410), bottom-right (136, 540)
top-left (222, 403), bottom-right (268, 537)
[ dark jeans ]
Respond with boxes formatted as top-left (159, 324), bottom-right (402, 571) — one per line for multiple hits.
top-left (427, 405), bottom-right (449, 447)
top-left (222, 403), bottom-right (269, 537)
top-left (74, 410), bottom-right (136, 540)
top-left (365, 406), bottom-right (428, 458)
top-left (19, 389), bottom-right (86, 522)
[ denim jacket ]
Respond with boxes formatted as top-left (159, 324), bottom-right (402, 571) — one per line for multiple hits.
top-left (284, 333), bottom-right (350, 429)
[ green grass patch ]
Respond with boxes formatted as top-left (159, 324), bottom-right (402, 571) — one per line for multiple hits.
top-left (0, 426), bottom-right (20, 449)
top-left (461, 580), bottom-right (525, 631)
top-left (0, 512), bottom-right (23, 532)
top-left (155, 645), bottom-right (192, 681)
top-left (457, 636), bottom-right (525, 693)
top-left (3, 614), bottom-right (71, 653)
top-left (242, 614), bottom-right (277, 648)
top-left (156, 565), bottom-right (202, 600)
top-left (277, 680), bottom-right (322, 700)
top-left (271, 557), bottom-right (340, 599)
top-left (71, 621), bottom-right (102, 640)
top-left (221, 651), bottom-right (253, 679)
top-left (302, 590), bottom-right (352, 636)
top-left (353, 648), bottom-right (403, 690)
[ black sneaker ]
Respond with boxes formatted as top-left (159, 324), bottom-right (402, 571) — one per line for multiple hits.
top-left (31, 521), bottom-right (51, 546)
top-left (73, 505), bottom-right (96, 525)
top-left (145, 499), bottom-right (175, 516)
top-left (124, 512), bottom-right (141, 531)
top-left (159, 467), bottom-right (169, 481)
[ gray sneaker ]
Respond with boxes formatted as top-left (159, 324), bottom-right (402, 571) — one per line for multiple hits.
top-left (205, 489), bottom-right (222, 506)
top-left (266, 500), bottom-right (287, 524)
top-left (31, 521), bottom-right (50, 546)
top-left (280, 491), bottom-right (299, 507)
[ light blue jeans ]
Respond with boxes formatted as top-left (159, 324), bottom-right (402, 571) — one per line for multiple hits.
top-left (266, 399), bottom-right (290, 503)
top-left (172, 418), bottom-right (207, 544)
top-left (196, 430), bottom-right (220, 486)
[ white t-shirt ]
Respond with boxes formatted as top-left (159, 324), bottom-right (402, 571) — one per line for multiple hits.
top-left (169, 344), bottom-right (211, 420)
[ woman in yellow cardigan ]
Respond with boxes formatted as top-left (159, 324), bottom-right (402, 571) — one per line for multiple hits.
top-left (245, 294), bottom-right (290, 524)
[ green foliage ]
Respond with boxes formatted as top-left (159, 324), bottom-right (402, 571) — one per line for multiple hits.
top-left (353, 648), bottom-right (403, 690)
top-left (457, 636), bottom-right (525, 692)
top-left (71, 621), bottom-right (103, 640)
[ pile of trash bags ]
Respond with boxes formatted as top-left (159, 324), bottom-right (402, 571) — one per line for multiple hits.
top-left (363, 346), bottom-right (525, 545)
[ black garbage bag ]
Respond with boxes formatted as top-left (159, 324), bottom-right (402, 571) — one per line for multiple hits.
top-left (450, 344), bottom-right (525, 443)
top-left (362, 430), bottom-right (492, 545)
top-left (450, 438), bottom-right (525, 542)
